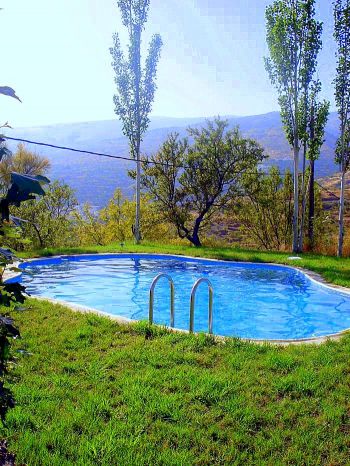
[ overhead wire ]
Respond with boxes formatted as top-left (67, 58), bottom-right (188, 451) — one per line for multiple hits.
top-left (2, 136), bottom-right (345, 201)
top-left (1, 135), bottom-right (292, 175)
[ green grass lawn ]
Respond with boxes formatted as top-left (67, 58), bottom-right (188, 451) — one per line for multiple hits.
top-left (1, 299), bottom-right (350, 465)
top-left (19, 241), bottom-right (350, 288)
top-left (3, 243), bottom-right (350, 464)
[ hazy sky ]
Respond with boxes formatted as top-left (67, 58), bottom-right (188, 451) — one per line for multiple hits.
top-left (0, 0), bottom-right (335, 127)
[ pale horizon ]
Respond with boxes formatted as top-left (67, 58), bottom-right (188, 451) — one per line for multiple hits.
top-left (9, 108), bottom-right (339, 130)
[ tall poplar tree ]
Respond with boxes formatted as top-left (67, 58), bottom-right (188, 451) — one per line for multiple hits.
top-left (333, 0), bottom-right (350, 257)
top-left (265, 0), bottom-right (322, 253)
top-left (110, 0), bottom-right (162, 243)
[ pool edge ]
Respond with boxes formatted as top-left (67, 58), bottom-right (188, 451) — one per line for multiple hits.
top-left (6, 252), bottom-right (350, 345)
top-left (23, 295), bottom-right (350, 346)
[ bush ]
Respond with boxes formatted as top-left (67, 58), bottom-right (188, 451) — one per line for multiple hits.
top-left (232, 167), bottom-right (330, 252)
top-left (11, 181), bottom-right (78, 250)
top-left (75, 189), bottom-right (175, 246)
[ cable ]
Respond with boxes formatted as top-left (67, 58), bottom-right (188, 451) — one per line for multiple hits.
top-left (315, 180), bottom-right (350, 206)
top-left (1, 135), bottom-right (289, 175)
top-left (315, 180), bottom-right (340, 201)
top-left (1, 135), bottom-right (275, 174)
top-left (3, 136), bottom-right (150, 164)
top-left (2, 137), bottom-right (347, 198)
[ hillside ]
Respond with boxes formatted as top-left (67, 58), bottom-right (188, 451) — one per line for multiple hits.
top-left (4, 112), bottom-right (340, 208)
top-left (318, 172), bottom-right (350, 215)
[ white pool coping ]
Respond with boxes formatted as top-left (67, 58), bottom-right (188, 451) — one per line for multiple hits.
top-left (6, 252), bottom-right (350, 346)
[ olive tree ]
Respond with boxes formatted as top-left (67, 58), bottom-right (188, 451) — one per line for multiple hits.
top-left (140, 119), bottom-right (265, 247)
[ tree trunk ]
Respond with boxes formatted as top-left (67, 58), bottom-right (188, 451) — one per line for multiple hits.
top-left (133, 24), bottom-right (142, 244)
top-left (293, 144), bottom-right (300, 253)
top-left (338, 165), bottom-right (346, 257)
top-left (32, 222), bottom-right (44, 248)
top-left (308, 158), bottom-right (315, 249)
top-left (298, 142), bottom-right (307, 251)
top-left (189, 232), bottom-right (202, 247)
top-left (134, 141), bottom-right (141, 244)
top-left (189, 216), bottom-right (203, 247)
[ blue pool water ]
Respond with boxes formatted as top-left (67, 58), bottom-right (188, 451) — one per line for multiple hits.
top-left (11, 254), bottom-right (350, 340)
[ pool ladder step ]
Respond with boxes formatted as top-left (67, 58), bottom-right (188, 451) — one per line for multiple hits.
top-left (148, 274), bottom-right (214, 334)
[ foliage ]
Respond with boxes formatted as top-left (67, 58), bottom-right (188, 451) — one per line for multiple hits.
top-left (333, 0), bottom-right (350, 169)
top-left (0, 314), bottom-right (19, 424)
top-left (232, 166), bottom-right (329, 252)
top-left (234, 167), bottom-right (294, 250)
top-left (0, 245), bottom-right (25, 308)
top-left (0, 36), bottom-right (52, 428)
top-left (99, 189), bottom-right (131, 243)
top-left (100, 190), bottom-right (174, 243)
top-left (265, 0), bottom-right (323, 253)
top-left (11, 181), bottom-right (78, 250)
top-left (110, 1), bottom-right (162, 156)
top-left (110, 0), bottom-right (162, 242)
top-left (140, 118), bottom-right (266, 247)
top-left (0, 245), bottom-right (25, 425)
top-left (306, 82), bottom-right (330, 163)
top-left (0, 143), bottom-right (50, 188)
top-left (2, 299), bottom-right (350, 464)
top-left (265, 0), bottom-right (322, 147)
top-left (75, 190), bottom-right (175, 246)
top-left (0, 141), bottom-right (11, 171)
top-left (0, 167), bottom-right (50, 423)
top-left (74, 203), bottom-right (107, 247)
top-left (333, 0), bottom-right (350, 256)
top-left (0, 52), bottom-right (25, 428)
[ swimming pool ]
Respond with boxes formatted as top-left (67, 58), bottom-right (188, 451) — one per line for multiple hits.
top-left (11, 254), bottom-right (350, 340)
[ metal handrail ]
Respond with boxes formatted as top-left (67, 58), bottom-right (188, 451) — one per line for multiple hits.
top-left (189, 278), bottom-right (214, 334)
top-left (149, 273), bottom-right (175, 327)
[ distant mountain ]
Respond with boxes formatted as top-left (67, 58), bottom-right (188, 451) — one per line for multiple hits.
top-left (4, 112), bottom-right (340, 208)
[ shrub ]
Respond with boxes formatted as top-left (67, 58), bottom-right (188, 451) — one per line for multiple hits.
top-left (75, 189), bottom-right (175, 246)
top-left (11, 180), bottom-right (78, 250)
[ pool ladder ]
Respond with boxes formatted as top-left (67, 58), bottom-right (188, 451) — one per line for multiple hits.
top-left (149, 273), bottom-right (214, 334)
